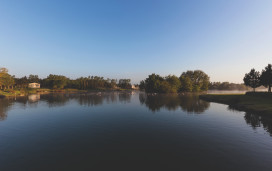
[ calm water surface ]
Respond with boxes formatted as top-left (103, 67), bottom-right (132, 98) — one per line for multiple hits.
top-left (0, 92), bottom-right (272, 170)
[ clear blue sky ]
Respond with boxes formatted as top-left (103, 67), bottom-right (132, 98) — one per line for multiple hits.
top-left (1, 0), bottom-right (271, 83)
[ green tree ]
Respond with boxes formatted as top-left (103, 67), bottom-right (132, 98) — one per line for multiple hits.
top-left (243, 69), bottom-right (260, 92)
top-left (159, 81), bottom-right (173, 93)
top-left (0, 68), bottom-right (8, 87)
top-left (143, 74), bottom-right (164, 93)
top-left (45, 74), bottom-right (68, 89)
top-left (165, 75), bottom-right (181, 93)
top-left (118, 79), bottom-right (132, 89)
top-left (260, 64), bottom-right (272, 92)
top-left (180, 70), bottom-right (209, 92)
top-left (110, 79), bottom-right (117, 88)
top-left (179, 75), bottom-right (193, 92)
top-left (1, 74), bottom-right (15, 90)
top-left (139, 80), bottom-right (145, 90)
top-left (15, 76), bottom-right (29, 88)
top-left (0, 68), bottom-right (14, 90)
top-left (28, 75), bottom-right (40, 83)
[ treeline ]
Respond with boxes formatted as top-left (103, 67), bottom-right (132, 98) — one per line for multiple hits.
top-left (139, 70), bottom-right (210, 93)
top-left (209, 82), bottom-right (250, 91)
top-left (243, 64), bottom-right (272, 92)
top-left (0, 68), bottom-right (132, 90)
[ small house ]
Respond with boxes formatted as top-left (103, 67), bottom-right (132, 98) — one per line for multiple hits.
top-left (28, 83), bottom-right (40, 89)
top-left (131, 85), bottom-right (139, 90)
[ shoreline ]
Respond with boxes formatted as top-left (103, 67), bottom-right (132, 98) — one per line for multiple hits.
top-left (0, 88), bottom-right (136, 98)
top-left (200, 93), bottom-right (272, 116)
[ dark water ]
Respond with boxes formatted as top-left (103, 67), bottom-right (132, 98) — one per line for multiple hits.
top-left (0, 92), bottom-right (272, 170)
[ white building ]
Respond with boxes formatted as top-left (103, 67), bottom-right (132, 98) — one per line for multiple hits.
top-left (28, 83), bottom-right (40, 89)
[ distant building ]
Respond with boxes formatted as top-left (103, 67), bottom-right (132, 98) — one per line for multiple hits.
top-left (131, 85), bottom-right (139, 90)
top-left (28, 83), bottom-right (40, 89)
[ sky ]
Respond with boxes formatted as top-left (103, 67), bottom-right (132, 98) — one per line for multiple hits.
top-left (0, 0), bottom-right (271, 84)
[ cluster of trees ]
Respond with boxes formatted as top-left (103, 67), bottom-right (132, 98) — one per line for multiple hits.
top-left (0, 68), bottom-right (132, 90)
top-left (42, 76), bottom-right (131, 90)
top-left (139, 70), bottom-right (209, 93)
top-left (243, 64), bottom-right (272, 92)
top-left (0, 68), bottom-right (15, 89)
top-left (118, 79), bottom-right (132, 89)
top-left (209, 82), bottom-right (249, 91)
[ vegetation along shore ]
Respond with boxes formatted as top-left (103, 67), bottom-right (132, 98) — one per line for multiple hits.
top-left (200, 64), bottom-right (272, 116)
top-left (0, 67), bottom-right (135, 97)
top-left (200, 92), bottom-right (272, 116)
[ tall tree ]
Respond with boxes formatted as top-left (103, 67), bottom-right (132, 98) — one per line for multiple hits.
top-left (180, 70), bottom-right (210, 92)
top-left (179, 75), bottom-right (193, 92)
top-left (0, 74), bottom-right (15, 90)
top-left (243, 69), bottom-right (260, 92)
top-left (28, 75), bottom-right (40, 83)
top-left (0, 68), bottom-right (14, 89)
top-left (16, 76), bottom-right (29, 88)
top-left (260, 64), bottom-right (272, 92)
top-left (45, 74), bottom-right (68, 89)
top-left (143, 74), bottom-right (164, 93)
top-left (139, 80), bottom-right (145, 90)
top-left (118, 79), bottom-right (132, 89)
top-left (0, 68), bottom-right (8, 87)
top-left (165, 75), bottom-right (181, 93)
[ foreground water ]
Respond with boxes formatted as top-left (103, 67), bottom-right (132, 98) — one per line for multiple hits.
top-left (0, 92), bottom-right (272, 170)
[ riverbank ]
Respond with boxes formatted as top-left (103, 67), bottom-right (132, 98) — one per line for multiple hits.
top-left (0, 88), bottom-right (135, 98)
top-left (0, 88), bottom-right (51, 98)
top-left (200, 92), bottom-right (272, 116)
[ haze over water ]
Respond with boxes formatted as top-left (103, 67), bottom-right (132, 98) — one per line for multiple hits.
top-left (0, 92), bottom-right (271, 170)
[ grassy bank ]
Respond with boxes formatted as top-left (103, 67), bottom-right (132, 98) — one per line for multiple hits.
top-left (0, 88), bottom-right (134, 98)
top-left (0, 88), bottom-right (51, 97)
top-left (200, 93), bottom-right (272, 116)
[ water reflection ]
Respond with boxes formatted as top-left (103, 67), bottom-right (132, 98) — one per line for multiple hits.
top-left (119, 92), bottom-right (132, 103)
top-left (244, 112), bottom-right (272, 136)
top-left (1, 92), bottom-right (272, 170)
top-left (28, 94), bottom-right (40, 102)
top-left (139, 93), bottom-right (210, 113)
top-left (0, 98), bottom-right (13, 121)
top-left (1, 92), bottom-right (272, 137)
top-left (227, 106), bottom-right (272, 136)
top-left (0, 92), bottom-right (133, 120)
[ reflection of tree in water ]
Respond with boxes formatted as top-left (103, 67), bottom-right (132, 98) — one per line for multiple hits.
top-left (78, 93), bottom-right (122, 106)
top-left (41, 94), bottom-right (71, 107)
top-left (15, 96), bottom-right (28, 107)
top-left (0, 96), bottom-right (28, 121)
top-left (78, 94), bottom-right (104, 106)
top-left (0, 98), bottom-right (13, 121)
top-left (105, 93), bottom-right (118, 104)
top-left (179, 95), bottom-right (210, 114)
top-left (244, 112), bottom-right (272, 136)
top-left (139, 93), bottom-right (210, 113)
top-left (39, 92), bottom-right (130, 107)
top-left (40, 93), bottom-right (120, 107)
top-left (139, 94), bottom-right (179, 111)
top-left (118, 92), bottom-right (131, 103)
top-left (0, 92), bottom-right (130, 120)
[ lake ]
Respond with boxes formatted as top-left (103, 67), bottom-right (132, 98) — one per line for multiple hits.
top-left (0, 92), bottom-right (272, 170)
